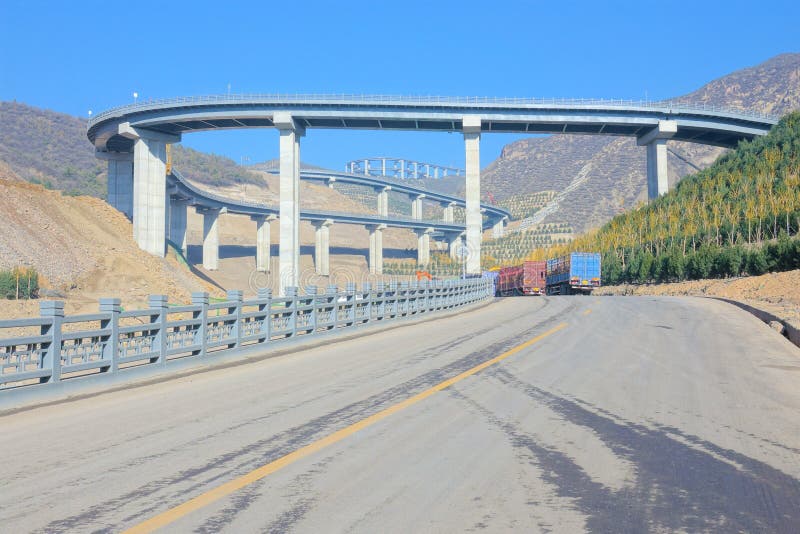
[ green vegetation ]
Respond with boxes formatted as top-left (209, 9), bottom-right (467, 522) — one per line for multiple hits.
top-left (528, 111), bottom-right (800, 284)
top-left (482, 223), bottom-right (573, 268)
top-left (498, 191), bottom-right (556, 220)
top-left (170, 145), bottom-right (262, 187)
top-left (0, 267), bottom-right (39, 299)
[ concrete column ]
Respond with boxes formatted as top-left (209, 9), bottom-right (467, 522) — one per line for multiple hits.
top-left (376, 186), bottom-right (390, 216)
top-left (381, 158), bottom-right (386, 176)
top-left (411, 194), bottom-right (425, 220)
top-left (313, 219), bottom-right (333, 276)
top-left (443, 202), bottom-right (455, 223)
top-left (492, 218), bottom-right (506, 239)
top-left (131, 137), bottom-right (169, 256)
top-left (200, 208), bottom-right (220, 271)
top-left (99, 151), bottom-right (134, 219)
top-left (449, 234), bottom-right (464, 260)
top-left (415, 228), bottom-right (433, 266)
top-left (637, 120), bottom-right (677, 199)
top-left (399, 159), bottom-right (405, 179)
top-left (274, 112), bottom-right (304, 295)
top-left (368, 224), bottom-right (386, 275)
top-left (168, 198), bottom-right (188, 256)
top-left (463, 115), bottom-right (482, 274)
top-left (251, 214), bottom-right (276, 272)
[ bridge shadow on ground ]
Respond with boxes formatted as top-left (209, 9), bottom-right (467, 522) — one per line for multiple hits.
top-left (455, 367), bottom-right (800, 533)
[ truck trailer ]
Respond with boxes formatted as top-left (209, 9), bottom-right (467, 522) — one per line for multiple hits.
top-left (495, 261), bottom-right (547, 296)
top-left (546, 253), bottom-right (601, 295)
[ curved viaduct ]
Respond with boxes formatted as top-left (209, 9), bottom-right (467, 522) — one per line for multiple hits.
top-left (88, 94), bottom-right (777, 291)
top-left (165, 168), bottom-right (509, 275)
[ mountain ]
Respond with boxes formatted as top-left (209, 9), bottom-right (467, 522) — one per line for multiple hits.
top-left (0, 101), bottom-right (260, 196)
top-left (477, 53), bottom-right (800, 233)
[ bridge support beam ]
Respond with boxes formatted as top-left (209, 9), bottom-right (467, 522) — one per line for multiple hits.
top-left (376, 186), bottom-right (390, 217)
top-left (492, 218), bottom-right (506, 239)
top-left (313, 219), bottom-right (333, 276)
top-left (168, 198), bottom-right (188, 257)
top-left (251, 214), bottom-right (276, 272)
top-left (98, 151), bottom-right (134, 219)
top-left (448, 233), bottom-right (463, 261)
top-left (443, 202), bottom-right (455, 223)
top-left (463, 116), bottom-right (482, 274)
top-left (411, 194), bottom-right (425, 220)
top-left (415, 228), bottom-right (433, 266)
top-left (200, 208), bottom-right (220, 271)
top-left (132, 138), bottom-right (169, 256)
top-left (638, 120), bottom-right (677, 199)
top-left (368, 224), bottom-right (386, 275)
top-left (274, 113), bottom-right (305, 295)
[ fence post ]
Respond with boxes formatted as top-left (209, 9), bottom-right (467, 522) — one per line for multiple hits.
top-left (306, 286), bottom-right (318, 334)
top-left (257, 288), bottom-right (272, 343)
top-left (99, 298), bottom-right (120, 374)
top-left (226, 290), bottom-right (243, 349)
top-left (362, 282), bottom-right (371, 324)
top-left (286, 286), bottom-right (298, 337)
top-left (40, 301), bottom-right (64, 383)
top-left (192, 292), bottom-right (209, 357)
top-left (345, 283), bottom-right (356, 325)
top-left (148, 295), bottom-right (168, 365)
top-left (327, 285), bottom-right (339, 328)
top-left (389, 281), bottom-right (398, 317)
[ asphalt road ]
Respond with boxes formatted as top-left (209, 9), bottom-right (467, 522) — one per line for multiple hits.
top-left (2, 296), bottom-right (800, 533)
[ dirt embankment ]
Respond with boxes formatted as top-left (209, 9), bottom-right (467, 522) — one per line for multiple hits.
top-left (0, 179), bottom-right (221, 318)
top-left (595, 270), bottom-right (800, 336)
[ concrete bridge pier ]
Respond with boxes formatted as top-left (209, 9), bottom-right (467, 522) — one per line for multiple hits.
top-left (168, 198), bottom-right (188, 256)
top-left (117, 125), bottom-right (180, 257)
top-left (274, 113), bottom-right (305, 294)
top-left (251, 214), bottom-right (276, 272)
top-left (98, 150), bottom-right (134, 219)
top-left (463, 116), bottom-right (482, 274)
top-left (415, 227), bottom-right (433, 266)
top-left (442, 202), bottom-right (455, 223)
top-left (199, 207), bottom-right (221, 271)
top-left (376, 186), bottom-right (390, 217)
top-left (638, 120), bottom-right (677, 199)
top-left (411, 194), bottom-right (425, 220)
top-left (448, 233), bottom-right (464, 261)
top-left (368, 224), bottom-right (386, 275)
top-left (492, 217), bottom-right (506, 239)
top-left (313, 219), bottom-right (333, 276)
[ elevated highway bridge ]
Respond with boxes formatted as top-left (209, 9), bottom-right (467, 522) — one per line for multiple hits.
top-left (88, 94), bottom-right (778, 293)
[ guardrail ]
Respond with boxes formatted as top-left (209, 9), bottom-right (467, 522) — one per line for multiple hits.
top-left (0, 279), bottom-right (491, 392)
top-left (87, 93), bottom-right (779, 129)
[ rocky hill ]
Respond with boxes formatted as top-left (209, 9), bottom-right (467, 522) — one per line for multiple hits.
top-left (0, 101), bottom-right (260, 196)
top-left (475, 53), bottom-right (800, 233)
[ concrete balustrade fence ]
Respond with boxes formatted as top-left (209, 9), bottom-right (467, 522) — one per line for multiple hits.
top-left (0, 279), bottom-right (491, 392)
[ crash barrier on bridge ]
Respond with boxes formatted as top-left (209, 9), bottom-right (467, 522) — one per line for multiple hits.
top-left (0, 279), bottom-right (491, 391)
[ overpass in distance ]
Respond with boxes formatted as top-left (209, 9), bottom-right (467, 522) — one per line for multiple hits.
top-left (87, 94), bottom-right (778, 293)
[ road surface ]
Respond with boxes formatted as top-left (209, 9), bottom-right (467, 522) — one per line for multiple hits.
top-left (2, 296), bottom-right (800, 533)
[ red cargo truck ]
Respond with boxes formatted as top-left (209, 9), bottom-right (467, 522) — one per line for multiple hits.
top-left (495, 261), bottom-right (546, 296)
top-left (521, 260), bottom-right (547, 295)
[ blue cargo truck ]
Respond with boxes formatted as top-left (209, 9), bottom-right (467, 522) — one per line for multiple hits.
top-left (545, 252), bottom-right (602, 295)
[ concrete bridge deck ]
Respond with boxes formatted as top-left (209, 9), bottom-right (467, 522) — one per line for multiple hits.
top-left (3, 296), bottom-right (799, 532)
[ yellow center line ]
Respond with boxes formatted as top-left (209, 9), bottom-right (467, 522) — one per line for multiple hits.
top-left (124, 322), bottom-right (569, 534)
top-left (582, 308), bottom-right (592, 316)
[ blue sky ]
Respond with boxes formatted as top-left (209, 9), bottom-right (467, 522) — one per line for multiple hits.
top-left (1, 0), bottom-right (798, 169)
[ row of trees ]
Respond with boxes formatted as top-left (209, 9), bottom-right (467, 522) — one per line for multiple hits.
top-left (525, 111), bottom-right (800, 284)
top-left (0, 267), bottom-right (39, 300)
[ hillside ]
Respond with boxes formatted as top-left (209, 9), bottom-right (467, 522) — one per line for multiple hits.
top-left (0, 179), bottom-right (222, 317)
top-left (476, 53), bottom-right (800, 233)
top-left (528, 111), bottom-right (800, 284)
top-left (0, 101), bottom-right (261, 195)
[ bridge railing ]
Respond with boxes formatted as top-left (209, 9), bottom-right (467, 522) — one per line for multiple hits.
top-left (0, 279), bottom-right (492, 392)
top-left (87, 94), bottom-right (779, 128)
